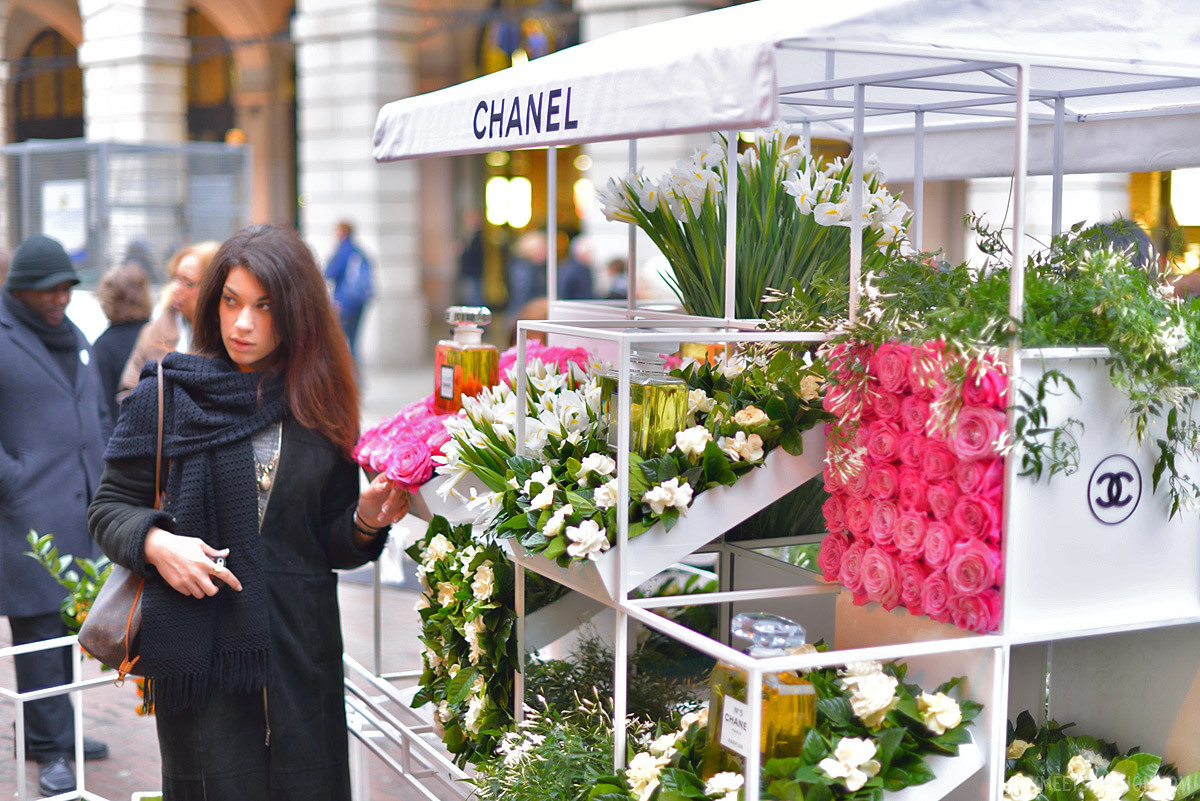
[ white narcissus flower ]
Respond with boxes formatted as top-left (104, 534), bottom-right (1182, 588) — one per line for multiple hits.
top-left (565, 519), bottom-right (610, 561)
top-left (703, 771), bottom-right (745, 799)
top-left (817, 737), bottom-right (881, 792)
top-left (436, 582), bottom-right (457, 606)
top-left (847, 671), bottom-right (899, 728)
top-left (1086, 770), bottom-right (1129, 801)
top-left (1003, 772), bottom-right (1040, 801)
top-left (576, 452), bottom-right (617, 485)
top-left (543, 503), bottom-right (574, 538)
top-left (917, 691), bottom-right (962, 735)
top-left (470, 561), bottom-right (495, 601)
top-left (530, 483), bottom-right (556, 510)
top-left (732, 405), bottom-right (769, 427)
top-left (593, 479), bottom-right (620, 509)
top-left (1066, 754), bottom-right (1095, 784)
top-left (1006, 739), bottom-right (1033, 759)
top-left (673, 426), bottom-right (713, 459)
top-left (642, 477), bottom-right (695, 516)
top-left (1143, 774), bottom-right (1177, 801)
top-left (625, 751), bottom-right (669, 801)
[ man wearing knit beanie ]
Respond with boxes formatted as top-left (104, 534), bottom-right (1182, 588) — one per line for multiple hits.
top-left (1, 234), bottom-right (111, 795)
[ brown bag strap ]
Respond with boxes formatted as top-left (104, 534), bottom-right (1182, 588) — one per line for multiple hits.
top-left (155, 359), bottom-right (164, 510)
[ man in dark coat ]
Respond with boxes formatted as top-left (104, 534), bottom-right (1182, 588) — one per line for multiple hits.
top-left (0, 234), bottom-right (110, 795)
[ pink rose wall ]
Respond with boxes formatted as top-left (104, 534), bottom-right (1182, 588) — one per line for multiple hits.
top-left (820, 341), bottom-right (1007, 633)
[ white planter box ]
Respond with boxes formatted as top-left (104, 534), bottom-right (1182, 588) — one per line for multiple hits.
top-left (411, 474), bottom-right (488, 527)
top-left (507, 427), bottom-right (827, 602)
top-left (1004, 350), bottom-right (1200, 638)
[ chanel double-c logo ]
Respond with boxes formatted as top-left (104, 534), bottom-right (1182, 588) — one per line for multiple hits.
top-left (1087, 455), bottom-right (1141, 525)
top-left (1094, 471), bottom-right (1134, 509)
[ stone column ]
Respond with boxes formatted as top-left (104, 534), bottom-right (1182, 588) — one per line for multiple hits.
top-left (575, 0), bottom-right (726, 301)
top-left (0, 0), bottom-right (11, 253)
top-left (234, 42), bottom-right (296, 224)
top-left (293, 0), bottom-right (425, 370)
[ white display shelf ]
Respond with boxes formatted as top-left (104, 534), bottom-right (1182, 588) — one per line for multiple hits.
top-left (411, 474), bottom-right (487, 527)
top-left (506, 431), bottom-right (826, 603)
top-left (888, 734), bottom-right (985, 801)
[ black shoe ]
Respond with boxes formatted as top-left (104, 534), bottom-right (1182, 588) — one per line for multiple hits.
top-left (83, 737), bottom-right (109, 761)
top-left (38, 756), bottom-right (75, 796)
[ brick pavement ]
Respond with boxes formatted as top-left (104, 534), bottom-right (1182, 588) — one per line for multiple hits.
top-left (1, 576), bottom-right (462, 801)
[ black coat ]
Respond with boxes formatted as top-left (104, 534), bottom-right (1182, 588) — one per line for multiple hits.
top-left (88, 416), bottom-right (386, 800)
top-left (0, 302), bottom-right (106, 617)
top-left (91, 320), bottom-right (147, 428)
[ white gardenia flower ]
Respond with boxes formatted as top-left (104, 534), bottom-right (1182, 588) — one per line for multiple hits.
top-left (800, 374), bottom-right (823, 402)
top-left (1079, 748), bottom-right (1111, 770)
top-left (847, 671), bottom-right (899, 728)
top-left (718, 431), bottom-right (765, 463)
top-left (565, 519), bottom-right (610, 561)
top-left (1144, 774), bottom-right (1177, 801)
top-left (523, 466), bottom-right (554, 495)
top-left (576, 452), bottom-right (617, 485)
top-left (680, 707), bottom-right (709, 731)
top-left (1086, 770), bottom-right (1129, 801)
top-left (464, 693), bottom-right (487, 734)
top-left (530, 483), bottom-right (557, 510)
top-left (732, 405), bottom-right (769, 427)
top-left (817, 737), bottom-right (881, 793)
top-left (471, 562), bottom-right (495, 601)
top-left (437, 700), bottom-right (453, 723)
top-left (648, 731), bottom-right (680, 759)
top-left (464, 617), bottom-right (487, 665)
top-left (686, 388), bottom-right (717, 425)
top-left (1003, 772), bottom-right (1041, 801)
top-left (414, 594), bottom-right (430, 612)
top-left (593, 479), bottom-right (620, 509)
top-left (917, 691), bottom-right (962, 735)
top-left (1066, 755), bottom-right (1095, 784)
top-left (543, 503), bottom-right (574, 538)
top-left (423, 533), bottom-right (454, 564)
top-left (703, 771), bottom-right (745, 798)
top-left (642, 477), bottom-right (695, 516)
top-left (1006, 739), bottom-right (1034, 759)
top-left (673, 426), bottom-right (714, 459)
top-left (626, 751), bottom-right (670, 801)
top-left (436, 582), bottom-right (457, 606)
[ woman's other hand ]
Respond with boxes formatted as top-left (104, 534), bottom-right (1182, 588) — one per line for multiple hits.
top-left (354, 473), bottom-right (409, 537)
top-left (144, 527), bottom-right (243, 598)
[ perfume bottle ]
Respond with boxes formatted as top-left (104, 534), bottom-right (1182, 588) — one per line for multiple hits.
top-left (678, 341), bottom-right (726, 366)
top-left (602, 354), bottom-right (687, 458)
top-left (433, 306), bottom-right (499, 414)
top-left (701, 612), bottom-right (816, 781)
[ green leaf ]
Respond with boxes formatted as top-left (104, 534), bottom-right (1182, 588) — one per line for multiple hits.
top-left (543, 536), bottom-right (567, 561)
top-left (1121, 753), bottom-right (1162, 785)
top-left (1175, 771), bottom-right (1200, 799)
top-left (446, 667), bottom-right (477, 705)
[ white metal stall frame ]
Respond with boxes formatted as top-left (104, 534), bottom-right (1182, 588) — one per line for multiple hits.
top-left (372, 2), bottom-right (1200, 798)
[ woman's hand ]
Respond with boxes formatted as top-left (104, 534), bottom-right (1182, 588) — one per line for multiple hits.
top-left (144, 526), bottom-right (243, 598)
top-left (355, 473), bottom-right (410, 539)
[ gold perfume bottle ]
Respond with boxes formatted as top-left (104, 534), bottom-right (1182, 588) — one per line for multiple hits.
top-left (602, 355), bottom-right (687, 458)
top-left (701, 612), bottom-right (816, 780)
top-left (433, 306), bottom-right (499, 414)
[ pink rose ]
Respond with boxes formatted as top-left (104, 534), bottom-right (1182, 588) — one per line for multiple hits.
top-left (921, 570), bottom-right (952, 623)
top-left (949, 588), bottom-right (1002, 633)
top-left (818, 531), bottom-right (851, 582)
top-left (823, 384), bottom-right (857, 417)
top-left (869, 500), bottom-right (899, 548)
top-left (860, 546), bottom-right (901, 609)
top-left (893, 511), bottom-right (928, 561)
top-left (897, 432), bottom-right (925, 468)
top-left (920, 439), bottom-right (958, 483)
top-left (926, 481), bottom-right (960, 521)
top-left (950, 495), bottom-right (1003, 542)
top-left (923, 522), bottom-right (954, 569)
top-left (838, 541), bottom-right (869, 592)
top-left (962, 358), bottom-right (1009, 409)
top-left (949, 406), bottom-right (1007, 461)
top-left (845, 496), bottom-right (873, 537)
top-left (871, 390), bottom-right (903, 422)
top-left (898, 562), bottom-right (929, 615)
top-left (897, 468), bottom-right (930, 513)
top-left (899, 395), bottom-right (930, 434)
top-left (956, 457), bottom-right (1004, 498)
top-left (946, 537), bottom-right (1003, 596)
top-left (844, 464), bottom-right (871, 499)
top-left (822, 493), bottom-right (847, 535)
top-left (871, 343), bottom-right (913, 394)
top-left (867, 463), bottom-right (899, 500)
top-left (909, 341), bottom-right (948, 401)
top-left (823, 463), bottom-right (844, 494)
top-left (866, 421), bottom-right (902, 463)
top-left (383, 439), bottom-right (434, 490)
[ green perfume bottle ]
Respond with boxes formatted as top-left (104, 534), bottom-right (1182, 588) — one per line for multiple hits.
top-left (701, 612), bottom-right (816, 780)
top-left (602, 353), bottom-right (686, 458)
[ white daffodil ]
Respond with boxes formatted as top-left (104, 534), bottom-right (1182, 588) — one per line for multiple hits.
top-left (818, 737), bottom-right (881, 792)
top-left (642, 477), bottom-right (694, 516)
top-left (576, 452), bottom-right (617, 485)
top-left (542, 503), bottom-right (574, 538)
top-left (593, 478), bottom-right (620, 509)
top-left (917, 691), bottom-right (962, 735)
top-left (565, 519), bottom-right (610, 561)
top-left (673, 426), bottom-right (713, 459)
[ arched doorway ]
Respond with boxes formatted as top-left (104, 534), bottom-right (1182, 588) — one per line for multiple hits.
top-left (13, 29), bottom-right (83, 141)
top-left (187, 7), bottom-right (235, 142)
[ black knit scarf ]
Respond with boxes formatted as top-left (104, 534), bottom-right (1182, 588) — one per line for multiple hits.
top-left (105, 351), bottom-right (286, 714)
top-left (2, 289), bottom-right (79, 385)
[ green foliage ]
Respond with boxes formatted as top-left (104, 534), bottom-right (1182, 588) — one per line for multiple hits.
top-left (25, 531), bottom-right (113, 633)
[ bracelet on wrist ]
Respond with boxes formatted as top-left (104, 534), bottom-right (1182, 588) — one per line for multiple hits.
top-left (353, 509), bottom-right (387, 535)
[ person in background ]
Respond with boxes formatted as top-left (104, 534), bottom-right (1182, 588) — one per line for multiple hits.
top-left (324, 220), bottom-right (374, 364)
top-left (89, 223), bottom-right (406, 800)
top-left (506, 230), bottom-right (547, 321)
top-left (557, 235), bottom-right (595, 300)
top-left (458, 210), bottom-right (484, 307)
top-left (0, 234), bottom-right (110, 796)
top-left (119, 241), bottom-right (220, 397)
top-left (0, 248), bottom-right (10, 286)
top-left (605, 257), bottom-right (629, 300)
top-left (92, 264), bottom-right (152, 427)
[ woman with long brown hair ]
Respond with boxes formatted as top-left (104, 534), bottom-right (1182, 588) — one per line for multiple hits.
top-left (88, 223), bottom-right (407, 800)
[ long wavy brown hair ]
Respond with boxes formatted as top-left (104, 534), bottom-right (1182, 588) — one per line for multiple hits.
top-left (192, 224), bottom-right (360, 457)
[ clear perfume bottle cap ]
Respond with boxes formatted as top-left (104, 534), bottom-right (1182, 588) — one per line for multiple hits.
top-left (732, 612), bottom-right (807, 652)
top-left (446, 306), bottom-right (492, 326)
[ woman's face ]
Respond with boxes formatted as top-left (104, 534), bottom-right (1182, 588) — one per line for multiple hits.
top-left (219, 265), bottom-right (280, 372)
top-left (172, 254), bottom-right (203, 323)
